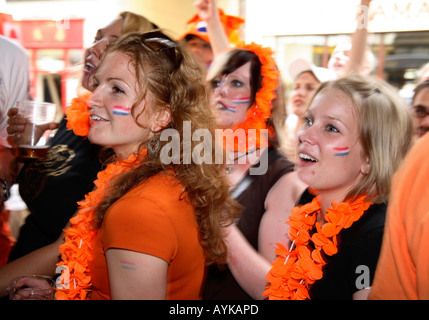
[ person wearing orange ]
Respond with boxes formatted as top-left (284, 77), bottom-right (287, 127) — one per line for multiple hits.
top-left (85, 173), bottom-right (206, 300)
top-left (264, 76), bottom-right (413, 300)
top-left (2, 31), bottom-right (237, 300)
top-left (191, 0), bottom-right (306, 300)
top-left (6, 12), bottom-right (159, 263)
top-left (178, 1), bottom-right (244, 71)
top-left (369, 132), bottom-right (429, 300)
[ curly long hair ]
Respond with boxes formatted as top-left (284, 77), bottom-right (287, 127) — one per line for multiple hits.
top-left (94, 31), bottom-right (239, 265)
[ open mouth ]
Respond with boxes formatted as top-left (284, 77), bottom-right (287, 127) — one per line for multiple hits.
top-left (84, 62), bottom-right (97, 74)
top-left (216, 102), bottom-right (237, 113)
top-left (216, 102), bottom-right (227, 110)
top-left (90, 114), bottom-right (108, 122)
top-left (298, 152), bottom-right (318, 163)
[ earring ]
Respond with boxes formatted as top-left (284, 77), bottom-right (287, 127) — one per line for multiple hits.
top-left (147, 136), bottom-right (160, 160)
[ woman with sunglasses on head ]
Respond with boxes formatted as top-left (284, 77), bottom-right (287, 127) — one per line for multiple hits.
top-left (4, 31), bottom-right (237, 300)
top-left (6, 12), bottom-right (158, 263)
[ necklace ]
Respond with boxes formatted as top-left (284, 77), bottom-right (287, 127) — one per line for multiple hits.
top-left (55, 152), bottom-right (144, 300)
top-left (263, 194), bottom-right (372, 300)
top-left (65, 93), bottom-right (91, 137)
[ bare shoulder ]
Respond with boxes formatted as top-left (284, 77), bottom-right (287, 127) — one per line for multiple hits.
top-left (265, 170), bottom-right (306, 208)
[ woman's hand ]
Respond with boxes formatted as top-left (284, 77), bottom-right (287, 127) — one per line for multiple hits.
top-left (194, 0), bottom-right (218, 23)
top-left (7, 275), bottom-right (56, 300)
top-left (6, 108), bottom-right (26, 147)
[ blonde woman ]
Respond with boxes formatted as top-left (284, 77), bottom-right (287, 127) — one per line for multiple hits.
top-left (264, 75), bottom-right (413, 300)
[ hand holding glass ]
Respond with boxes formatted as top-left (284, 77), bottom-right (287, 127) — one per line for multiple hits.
top-left (15, 100), bottom-right (57, 160)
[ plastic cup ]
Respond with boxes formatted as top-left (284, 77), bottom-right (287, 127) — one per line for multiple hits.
top-left (16, 100), bottom-right (56, 160)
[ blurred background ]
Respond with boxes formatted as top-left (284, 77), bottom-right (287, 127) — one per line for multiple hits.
top-left (1, 0), bottom-right (428, 111)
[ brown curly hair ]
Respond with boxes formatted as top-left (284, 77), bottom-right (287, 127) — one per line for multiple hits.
top-left (93, 31), bottom-right (239, 265)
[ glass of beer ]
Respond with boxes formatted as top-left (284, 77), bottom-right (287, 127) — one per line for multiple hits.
top-left (16, 100), bottom-right (57, 160)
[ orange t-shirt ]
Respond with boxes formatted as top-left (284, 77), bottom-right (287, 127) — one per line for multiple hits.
top-left (89, 172), bottom-right (205, 300)
top-left (369, 133), bottom-right (429, 300)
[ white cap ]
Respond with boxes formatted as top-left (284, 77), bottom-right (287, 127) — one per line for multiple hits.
top-left (289, 58), bottom-right (337, 83)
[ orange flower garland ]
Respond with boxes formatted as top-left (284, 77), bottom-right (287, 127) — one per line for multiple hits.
top-left (263, 195), bottom-right (372, 300)
top-left (223, 42), bottom-right (280, 153)
top-left (65, 92), bottom-right (92, 137)
top-left (55, 152), bottom-right (144, 300)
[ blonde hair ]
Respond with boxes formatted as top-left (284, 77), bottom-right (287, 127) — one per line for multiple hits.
top-left (119, 11), bottom-right (158, 34)
top-left (95, 32), bottom-right (239, 265)
top-left (312, 75), bottom-right (413, 203)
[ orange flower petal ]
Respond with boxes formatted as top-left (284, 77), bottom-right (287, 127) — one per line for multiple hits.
top-left (323, 241), bottom-right (338, 256)
top-left (321, 223), bottom-right (336, 238)
top-left (263, 194), bottom-right (372, 300)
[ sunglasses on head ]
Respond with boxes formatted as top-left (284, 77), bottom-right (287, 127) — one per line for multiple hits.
top-left (139, 31), bottom-right (179, 67)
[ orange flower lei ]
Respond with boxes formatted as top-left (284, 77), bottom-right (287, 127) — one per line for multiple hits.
top-left (65, 92), bottom-right (92, 137)
top-left (223, 42), bottom-right (280, 153)
top-left (263, 194), bottom-right (372, 300)
top-left (55, 152), bottom-right (144, 300)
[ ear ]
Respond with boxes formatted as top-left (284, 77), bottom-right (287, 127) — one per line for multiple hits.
top-left (360, 156), bottom-right (370, 175)
top-left (151, 107), bottom-right (172, 133)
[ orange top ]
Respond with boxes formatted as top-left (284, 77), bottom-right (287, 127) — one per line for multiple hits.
top-left (89, 172), bottom-right (205, 300)
top-left (369, 133), bottom-right (429, 300)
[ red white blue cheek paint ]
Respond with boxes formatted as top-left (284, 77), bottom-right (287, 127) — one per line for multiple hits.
top-left (217, 102), bottom-right (237, 113)
top-left (334, 147), bottom-right (350, 156)
top-left (231, 97), bottom-right (251, 105)
top-left (113, 105), bottom-right (131, 116)
top-left (225, 105), bottom-right (237, 113)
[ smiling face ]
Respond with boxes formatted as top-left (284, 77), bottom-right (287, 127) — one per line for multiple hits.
top-left (297, 87), bottom-right (368, 202)
top-left (82, 17), bottom-right (123, 90)
top-left (210, 61), bottom-right (252, 129)
top-left (327, 43), bottom-right (351, 78)
top-left (88, 51), bottom-right (155, 158)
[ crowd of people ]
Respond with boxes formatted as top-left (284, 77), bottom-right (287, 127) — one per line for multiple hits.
top-left (0, 0), bottom-right (428, 300)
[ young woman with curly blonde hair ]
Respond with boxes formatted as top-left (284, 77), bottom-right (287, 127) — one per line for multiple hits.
top-left (2, 31), bottom-right (238, 300)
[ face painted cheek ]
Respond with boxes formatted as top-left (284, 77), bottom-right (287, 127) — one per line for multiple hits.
top-left (334, 147), bottom-right (350, 157)
top-left (224, 105), bottom-right (237, 113)
top-left (113, 105), bottom-right (131, 116)
top-left (231, 97), bottom-right (251, 106)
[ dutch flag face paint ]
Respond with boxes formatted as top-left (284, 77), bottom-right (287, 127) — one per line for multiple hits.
top-left (334, 147), bottom-right (350, 156)
top-left (113, 106), bottom-right (131, 116)
top-left (225, 106), bottom-right (237, 113)
top-left (231, 97), bottom-right (251, 105)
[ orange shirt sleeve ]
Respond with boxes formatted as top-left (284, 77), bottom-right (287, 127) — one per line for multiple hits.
top-left (101, 195), bottom-right (178, 264)
top-left (370, 134), bottom-right (429, 299)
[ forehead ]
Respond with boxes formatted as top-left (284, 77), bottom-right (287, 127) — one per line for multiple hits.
top-left (413, 87), bottom-right (429, 105)
top-left (221, 61), bottom-right (251, 78)
top-left (98, 17), bottom-right (123, 37)
top-left (187, 36), bottom-right (208, 45)
top-left (295, 71), bottom-right (319, 83)
top-left (98, 51), bottom-right (133, 76)
top-left (310, 88), bottom-right (356, 119)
